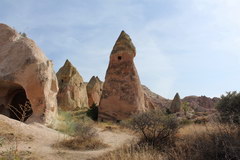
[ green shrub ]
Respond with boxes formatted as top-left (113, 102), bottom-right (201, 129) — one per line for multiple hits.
top-left (19, 32), bottom-right (27, 37)
top-left (87, 104), bottom-right (98, 121)
top-left (217, 91), bottom-right (240, 124)
top-left (128, 109), bottom-right (179, 149)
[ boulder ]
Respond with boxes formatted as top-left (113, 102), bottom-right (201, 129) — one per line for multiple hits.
top-left (57, 60), bottom-right (88, 110)
top-left (0, 23), bottom-right (58, 124)
top-left (99, 31), bottom-right (146, 121)
top-left (86, 76), bottom-right (103, 107)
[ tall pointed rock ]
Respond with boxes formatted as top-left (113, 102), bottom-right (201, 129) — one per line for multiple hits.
top-left (86, 76), bottom-right (103, 107)
top-left (169, 93), bottom-right (181, 113)
top-left (99, 31), bottom-right (146, 121)
top-left (57, 60), bottom-right (88, 110)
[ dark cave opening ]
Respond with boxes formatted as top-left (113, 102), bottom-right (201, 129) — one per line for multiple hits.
top-left (9, 89), bottom-right (33, 122)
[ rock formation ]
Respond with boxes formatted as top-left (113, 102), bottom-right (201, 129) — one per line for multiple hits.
top-left (0, 23), bottom-right (58, 124)
top-left (182, 96), bottom-right (220, 112)
top-left (99, 31), bottom-right (146, 121)
top-left (142, 85), bottom-right (171, 109)
top-left (169, 93), bottom-right (181, 113)
top-left (86, 76), bottom-right (103, 107)
top-left (57, 60), bottom-right (88, 110)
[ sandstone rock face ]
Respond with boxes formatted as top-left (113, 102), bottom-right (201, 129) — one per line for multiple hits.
top-left (99, 31), bottom-right (146, 121)
top-left (169, 93), bottom-right (181, 113)
top-left (0, 24), bottom-right (58, 124)
top-left (86, 76), bottom-right (103, 107)
top-left (142, 85), bottom-right (171, 109)
top-left (57, 60), bottom-right (88, 110)
top-left (182, 96), bottom-right (220, 112)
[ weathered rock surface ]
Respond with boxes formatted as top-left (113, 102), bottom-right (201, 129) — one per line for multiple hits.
top-left (99, 31), bottom-right (146, 121)
top-left (182, 96), bottom-right (220, 112)
top-left (86, 76), bottom-right (103, 107)
top-left (57, 60), bottom-right (88, 110)
top-left (142, 85), bottom-right (171, 109)
top-left (0, 23), bottom-right (58, 124)
top-left (169, 93), bottom-right (181, 113)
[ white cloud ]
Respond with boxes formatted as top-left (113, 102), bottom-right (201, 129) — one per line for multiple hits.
top-left (1, 0), bottom-right (240, 98)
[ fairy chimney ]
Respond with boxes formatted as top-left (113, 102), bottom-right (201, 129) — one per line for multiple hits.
top-left (57, 60), bottom-right (88, 110)
top-left (86, 76), bottom-right (103, 107)
top-left (99, 31), bottom-right (146, 121)
top-left (169, 93), bottom-right (181, 113)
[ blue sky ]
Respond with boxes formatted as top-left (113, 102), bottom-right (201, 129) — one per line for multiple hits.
top-left (1, 0), bottom-right (240, 99)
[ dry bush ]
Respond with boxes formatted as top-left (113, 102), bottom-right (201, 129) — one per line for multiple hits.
top-left (167, 123), bottom-right (240, 160)
top-left (56, 136), bottom-right (107, 150)
top-left (127, 109), bottom-right (179, 149)
top-left (8, 101), bottom-right (32, 122)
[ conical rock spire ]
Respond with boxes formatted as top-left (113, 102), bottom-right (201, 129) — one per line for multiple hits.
top-left (99, 31), bottom-right (145, 121)
top-left (57, 60), bottom-right (89, 110)
top-left (111, 30), bottom-right (136, 57)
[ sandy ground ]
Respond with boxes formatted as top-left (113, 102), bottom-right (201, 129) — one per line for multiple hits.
top-left (0, 115), bottom-right (135, 160)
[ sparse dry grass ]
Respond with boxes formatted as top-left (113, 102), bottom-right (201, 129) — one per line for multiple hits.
top-left (93, 121), bottom-right (134, 135)
top-left (0, 120), bottom-right (32, 142)
top-left (93, 123), bottom-right (240, 160)
top-left (52, 110), bottom-right (108, 151)
top-left (90, 144), bottom-right (164, 160)
top-left (178, 123), bottom-right (215, 136)
top-left (167, 123), bottom-right (240, 160)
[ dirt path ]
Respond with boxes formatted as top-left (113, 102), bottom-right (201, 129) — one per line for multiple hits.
top-left (0, 115), bottom-right (135, 160)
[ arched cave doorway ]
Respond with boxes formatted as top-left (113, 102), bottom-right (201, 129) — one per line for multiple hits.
top-left (0, 81), bottom-right (33, 122)
top-left (9, 89), bottom-right (33, 122)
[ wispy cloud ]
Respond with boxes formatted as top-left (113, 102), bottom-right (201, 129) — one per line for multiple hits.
top-left (1, 0), bottom-right (240, 98)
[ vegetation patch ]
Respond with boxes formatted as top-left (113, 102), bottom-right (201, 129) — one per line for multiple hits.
top-left (91, 144), bottom-right (164, 160)
top-left (52, 109), bottom-right (108, 151)
top-left (167, 124), bottom-right (240, 160)
top-left (55, 136), bottom-right (107, 151)
top-left (217, 91), bottom-right (240, 124)
top-left (126, 109), bottom-right (179, 149)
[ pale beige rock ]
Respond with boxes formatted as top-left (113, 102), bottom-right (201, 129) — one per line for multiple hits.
top-left (142, 85), bottom-right (171, 109)
top-left (0, 23), bottom-right (58, 124)
top-left (86, 76), bottom-right (103, 107)
top-left (57, 60), bottom-right (88, 110)
top-left (99, 31), bottom-right (146, 121)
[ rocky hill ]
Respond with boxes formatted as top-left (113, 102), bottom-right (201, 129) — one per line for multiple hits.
top-left (182, 96), bottom-right (220, 112)
top-left (142, 85), bottom-right (171, 109)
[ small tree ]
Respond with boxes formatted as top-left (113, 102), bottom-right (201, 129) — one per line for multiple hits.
top-left (128, 109), bottom-right (179, 149)
top-left (19, 32), bottom-right (27, 37)
top-left (182, 102), bottom-right (190, 116)
top-left (169, 93), bottom-right (181, 113)
top-left (217, 91), bottom-right (240, 124)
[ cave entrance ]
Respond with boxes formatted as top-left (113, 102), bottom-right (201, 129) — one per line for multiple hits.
top-left (9, 89), bottom-right (33, 122)
top-left (0, 81), bottom-right (33, 122)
